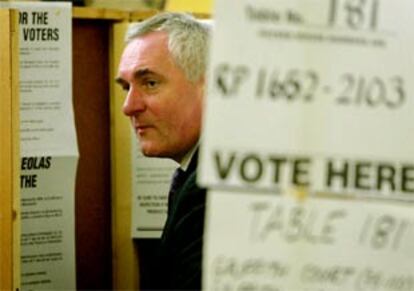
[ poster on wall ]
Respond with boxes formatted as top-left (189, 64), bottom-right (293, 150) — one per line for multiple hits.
top-left (200, 0), bottom-right (414, 290)
top-left (0, 2), bottom-right (78, 290)
top-left (131, 136), bottom-right (176, 238)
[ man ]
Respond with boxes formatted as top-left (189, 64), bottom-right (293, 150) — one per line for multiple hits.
top-left (116, 12), bottom-right (210, 290)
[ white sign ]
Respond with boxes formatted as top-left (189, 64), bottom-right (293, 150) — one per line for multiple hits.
top-left (0, 2), bottom-right (78, 290)
top-left (0, 1), bottom-right (78, 157)
top-left (131, 136), bottom-right (176, 238)
top-left (20, 156), bottom-right (77, 290)
top-left (204, 190), bottom-right (414, 291)
top-left (199, 0), bottom-right (414, 200)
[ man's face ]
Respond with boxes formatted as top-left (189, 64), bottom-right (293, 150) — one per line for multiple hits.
top-left (117, 31), bottom-right (204, 163)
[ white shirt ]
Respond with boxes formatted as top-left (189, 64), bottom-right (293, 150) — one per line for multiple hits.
top-left (180, 144), bottom-right (198, 172)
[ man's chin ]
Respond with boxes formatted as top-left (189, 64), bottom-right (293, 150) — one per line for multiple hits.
top-left (141, 149), bottom-right (157, 157)
top-left (140, 146), bottom-right (165, 158)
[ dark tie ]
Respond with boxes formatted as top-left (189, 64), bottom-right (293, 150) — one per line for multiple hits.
top-left (168, 168), bottom-right (186, 215)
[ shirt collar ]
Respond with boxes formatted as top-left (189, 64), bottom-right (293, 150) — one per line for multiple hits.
top-left (180, 144), bottom-right (198, 172)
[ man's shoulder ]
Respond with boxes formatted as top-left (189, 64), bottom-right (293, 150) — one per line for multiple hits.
top-left (179, 170), bottom-right (206, 199)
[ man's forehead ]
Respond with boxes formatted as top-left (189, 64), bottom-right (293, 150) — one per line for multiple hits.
top-left (117, 31), bottom-right (171, 78)
top-left (125, 30), bottom-right (169, 55)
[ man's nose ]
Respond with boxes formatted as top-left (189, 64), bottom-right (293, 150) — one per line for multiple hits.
top-left (122, 86), bottom-right (146, 116)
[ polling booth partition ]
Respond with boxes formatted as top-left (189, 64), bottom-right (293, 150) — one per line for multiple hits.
top-left (0, 8), bottom-right (20, 291)
top-left (72, 7), bottom-right (158, 290)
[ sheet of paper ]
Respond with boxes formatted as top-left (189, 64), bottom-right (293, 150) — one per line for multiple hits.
top-left (20, 156), bottom-right (77, 290)
top-left (200, 2), bottom-right (414, 290)
top-left (0, 1), bottom-right (77, 157)
top-left (204, 190), bottom-right (414, 291)
top-left (199, 0), bottom-right (414, 200)
top-left (0, 2), bottom-right (78, 290)
top-left (131, 136), bottom-right (177, 238)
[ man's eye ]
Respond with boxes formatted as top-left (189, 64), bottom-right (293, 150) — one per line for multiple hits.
top-left (145, 79), bottom-right (159, 89)
top-left (122, 85), bottom-right (130, 92)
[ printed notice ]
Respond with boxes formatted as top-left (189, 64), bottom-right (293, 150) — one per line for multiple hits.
top-left (199, 0), bottom-right (414, 200)
top-left (204, 190), bottom-right (414, 291)
top-left (20, 156), bottom-right (76, 290)
top-left (0, 1), bottom-right (77, 157)
top-left (131, 137), bottom-right (176, 238)
top-left (0, 2), bottom-right (78, 290)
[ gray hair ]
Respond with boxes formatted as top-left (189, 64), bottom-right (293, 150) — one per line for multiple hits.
top-left (126, 12), bottom-right (210, 83)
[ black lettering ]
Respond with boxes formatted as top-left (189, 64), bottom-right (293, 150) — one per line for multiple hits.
top-left (41, 28), bottom-right (47, 40)
top-left (22, 28), bottom-right (31, 41)
top-left (19, 12), bottom-right (28, 25)
top-left (320, 209), bottom-right (347, 244)
top-left (44, 156), bottom-right (51, 168)
top-left (401, 165), bottom-right (414, 193)
top-left (52, 28), bottom-right (59, 41)
top-left (326, 160), bottom-right (349, 188)
top-left (240, 154), bottom-right (263, 183)
top-left (292, 158), bottom-right (310, 186)
top-left (249, 202), bottom-right (270, 242)
top-left (31, 11), bottom-right (48, 25)
top-left (214, 63), bottom-right (249, 96)
top-left (21, 157), bottom-right (28, 170)
top-left (301, 210), bottom-right (319, 243)
top-left (20, 174), bottom-right (37, 188)
top-left (246, 5), bottom-right (281, 23)
top-left (259, 204), bottom-right (283, 241)
top-left (268, 156), bottom-right (287, 183)
top-left (214, 151), bottom-right (235, 180)
top-left (21, 156), bottom-right (52, 170)
top-left (354, 161), bottom-right (371, 190)
top-left (376, 163), bottom-right (396, 191)
top-left (371, 215), bottom-right (396, 249)
top-left (22, 28), bottom-right (60, 42)
top-left (301, 264), bottom-right (355, 285)
top-left (285, 206), bottom-right (304, 242)
top-left (215, 64), bottom-right (230, 95)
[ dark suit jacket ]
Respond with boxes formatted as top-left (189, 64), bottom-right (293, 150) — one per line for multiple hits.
top-left (151, 152), bottom-right (207, 290)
